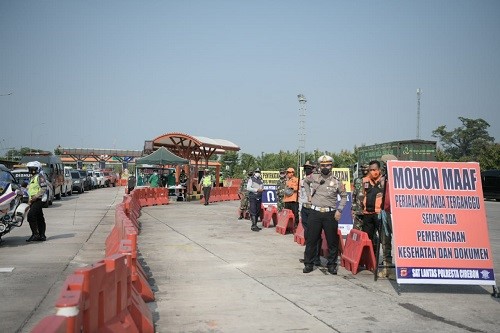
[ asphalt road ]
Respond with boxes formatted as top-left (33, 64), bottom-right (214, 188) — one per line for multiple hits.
top-left (0, 187), bottom-right (499, 333)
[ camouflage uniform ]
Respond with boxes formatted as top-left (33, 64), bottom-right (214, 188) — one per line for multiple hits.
top-left (239, 175), bottom-right (250, 218)
top-left (276, 169), bottom-right (287, 211)
top-left (351, 165), bottom-right (368, 230)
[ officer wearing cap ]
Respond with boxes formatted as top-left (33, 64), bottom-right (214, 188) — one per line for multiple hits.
top-left (351, 163), bottom-right (369, 230)
top-left (246, 167), bottom-right (264, 231)
top-left (284, 167), bottom-right (299, 227)
top-left (276, 168), bottom-right (287, 211)
top-left (26, 161), bottom-right (48, 242)
top-left (302, 155), bottom-right (347, 274)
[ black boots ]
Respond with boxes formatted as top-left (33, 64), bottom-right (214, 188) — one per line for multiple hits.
top-left (303, 265), bottom-right (314, 273)
top-left (327, 265), bottom-right (338, 275)
top-left (26, 234), bottom-right (41, 242)
top-left (250, 216), bottom-right (261, 232)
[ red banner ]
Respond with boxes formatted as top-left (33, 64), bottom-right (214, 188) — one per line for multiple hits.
top-left (388, 161), bottom-right (496, 285)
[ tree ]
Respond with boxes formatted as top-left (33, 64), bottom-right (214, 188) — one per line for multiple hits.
top-left (219, 151), bottom-right (239, 178)
top-left (477, 143), bottom-right (500, 170)
top-left (432, 117), bottom-right (495, 162)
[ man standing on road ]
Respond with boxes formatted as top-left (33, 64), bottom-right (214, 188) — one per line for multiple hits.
top-left (26, 161), bottom-right (48, 242)
top-left (200, 168), bottom-right (214, 206)
top-left (284, 167), bottom-right (300, 229)
top-left (247, 167), bottom-right (264, 232)
top-left (378, 154), bottom-right (397, 280)
top-left (238, 170), bottom-right (253, 219)
top-left (351, 164), bottom-right (368, 230)
top-left (359, 160), bottom-right (385, 255)
top-left (299, 161), bottom-right (322, 266)
top-left (276, 168), bottom-right (287, 211)
top-left (303, 155), bottom-right (347, 274)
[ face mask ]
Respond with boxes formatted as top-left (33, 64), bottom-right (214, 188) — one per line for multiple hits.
top-left (254, 172), bottom-right (261, 178)
top-left (321, 167), bottom-right (330, 175)
top-left (305, 168), bottom-right (313, 176)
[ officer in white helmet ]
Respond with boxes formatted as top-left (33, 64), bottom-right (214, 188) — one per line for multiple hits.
top-left (26, 161), bottom-right (48, 242)
top-left (302, 155), bottom-right (347, 274)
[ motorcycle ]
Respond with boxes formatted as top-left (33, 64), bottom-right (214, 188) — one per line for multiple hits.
top-left (0, 181), bottom-right (30, 243)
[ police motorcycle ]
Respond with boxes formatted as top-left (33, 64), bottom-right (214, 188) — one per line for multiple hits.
top-left (0, 165), bottom-right (30, 243)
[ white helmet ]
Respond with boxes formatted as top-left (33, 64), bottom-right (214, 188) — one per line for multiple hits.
top-left (317, 155), bottom-right (334, 165)
top-left (26, 161), bottom-right (42, 173)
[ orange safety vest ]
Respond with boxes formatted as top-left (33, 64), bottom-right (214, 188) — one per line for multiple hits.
top-left (362, 175), bottom-right (385, 214)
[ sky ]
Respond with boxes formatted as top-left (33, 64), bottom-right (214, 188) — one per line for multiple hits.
top-left (1, 1), bottom-right (499, 157)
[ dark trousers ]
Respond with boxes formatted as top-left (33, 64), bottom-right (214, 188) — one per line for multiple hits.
top-left (284, 201), bottom-right (299, 227)
top-left (27, 199), bottom-right (45, 237)
top-left (304, 210), bottom-right (338, 267)
top-left (362, 213), bottom-right (379, 254)
top-left (249, 197), bottom-right (261, 220)
top-left (301, 207), bottom-right (321, 263)
top-left (203, 187), bottom-right (211, 204)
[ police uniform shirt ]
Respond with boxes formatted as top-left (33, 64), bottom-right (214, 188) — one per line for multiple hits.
top-left (304, 173), bottom-right (347, 211)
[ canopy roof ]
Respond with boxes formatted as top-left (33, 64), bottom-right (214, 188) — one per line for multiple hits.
top-left (150, 132), bottom-right (240, 162)
top-left (136, 147), bottom-right (188, 165)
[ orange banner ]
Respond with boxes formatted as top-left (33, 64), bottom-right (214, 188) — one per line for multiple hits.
top-left (388, 161), bottom-right (495, 285)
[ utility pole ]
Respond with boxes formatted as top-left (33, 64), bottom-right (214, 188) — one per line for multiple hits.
top-left (416, 88), bottom-right (422, 139)
top-left (297, 94), bottom-right (307, 170)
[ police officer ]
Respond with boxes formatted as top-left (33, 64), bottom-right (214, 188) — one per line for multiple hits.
top-left (200, 168), bottom-right (213, 205)
top-left (276, 168), bottom-right (286, 211)
top-left (351, 163), bottom-right (368, 230)
top-left (238, 170), bottom-right (253, 219)
top-left (246, 167), bottom-right (264, 232)
top-left (26, 161), bottom-right (48, 242)
top-left (299, 160), bottom-right (322, 266)
top-left (303, 155), bottom-right (347, 274)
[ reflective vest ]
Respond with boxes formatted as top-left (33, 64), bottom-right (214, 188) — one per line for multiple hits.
top-left (28, 175), bottom-right (42, 198)
top-left (202, 175), bottom-right (212, 187)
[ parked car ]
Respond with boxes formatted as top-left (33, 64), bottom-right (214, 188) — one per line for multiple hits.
top-left (76, 170), bottom-right (91, 191)
top-left (11, 168), bottom-right (54, 207)
top-left (70, 170), bottom-right (84, 194)
top-left (63, 168), bottom-right (73, 196)
top-left (94, 170), bottom-right (106, 188)
top-left (103, 171), bottom-right (117, 187)
top-left (87, 170), bottom-right (98, 189)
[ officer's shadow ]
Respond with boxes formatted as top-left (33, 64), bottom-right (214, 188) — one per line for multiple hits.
top-left (0, 233), bottom-right (76, 247)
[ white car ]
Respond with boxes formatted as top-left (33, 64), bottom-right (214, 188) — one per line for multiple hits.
top-left (87, 170), bottom-right (98, 189)
top-left (94, 171), bottom-right (106, 188)
top-left (63, 168), bottom-right (73, 196)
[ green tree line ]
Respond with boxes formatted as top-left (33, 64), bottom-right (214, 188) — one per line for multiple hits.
top-left (3, 117), bottom-right (498, 175)
top-left (221, 117), bottom-right (499, 178)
